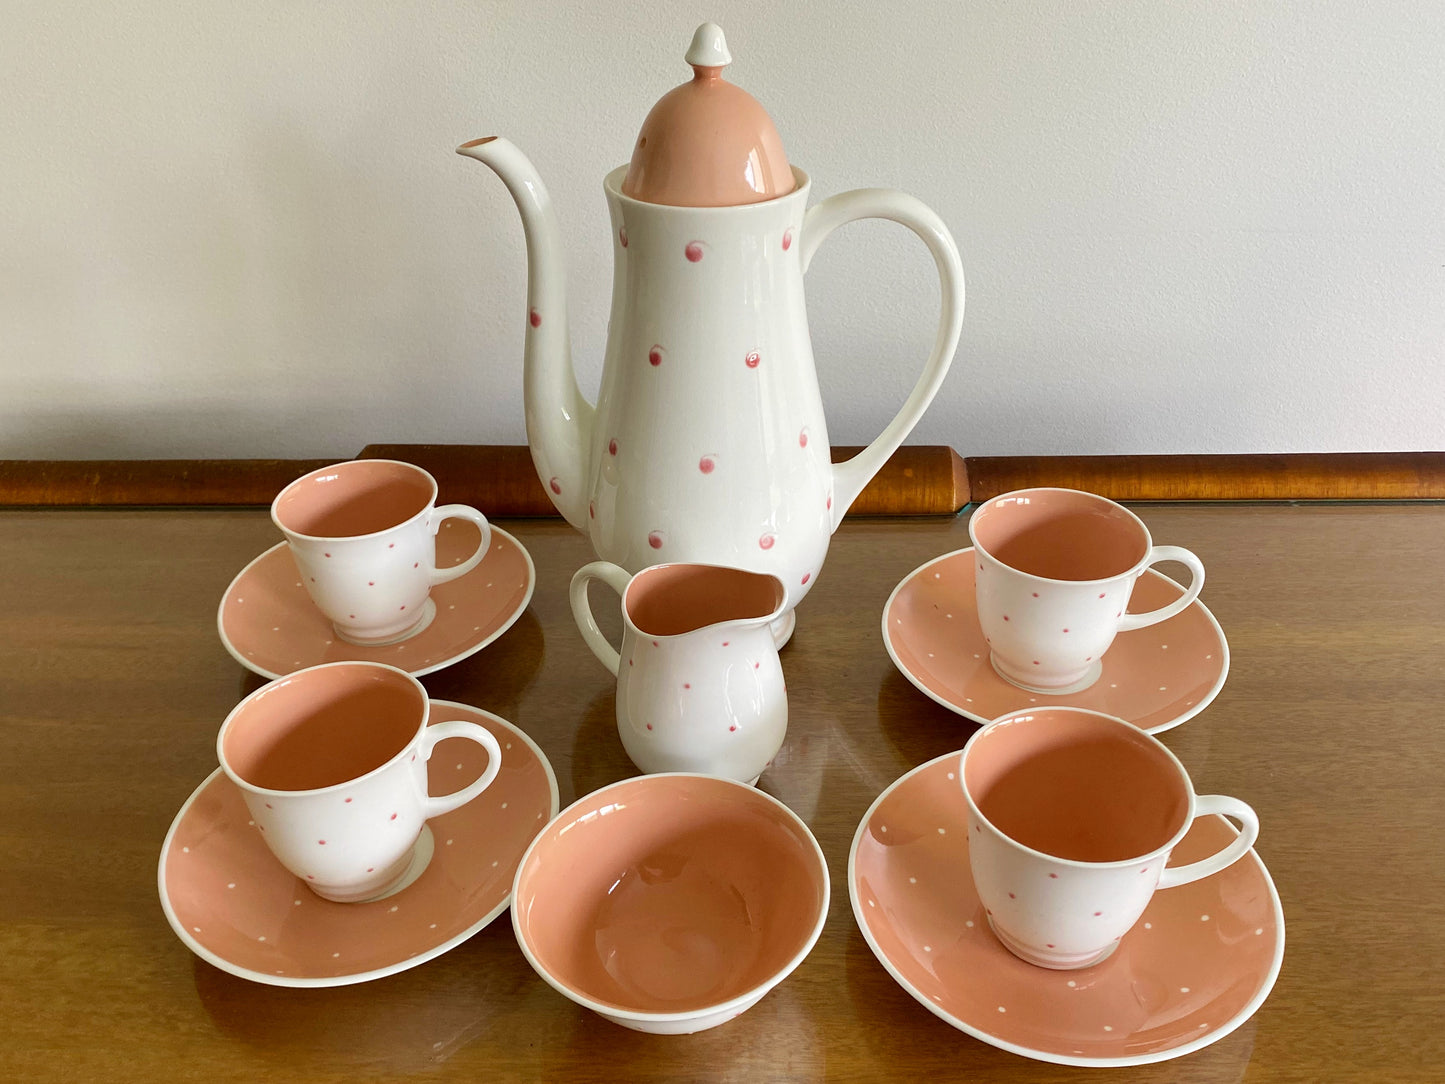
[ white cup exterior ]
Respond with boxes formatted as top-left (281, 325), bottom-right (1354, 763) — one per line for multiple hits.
top-left (960, 708), bottom-right (1259, 969)
top-left (968, 488), bottom-right (1205, 691)
top-left (273, 460), bottom-right (492, 645)
top-left (216, 662), bottom-right (502, 902)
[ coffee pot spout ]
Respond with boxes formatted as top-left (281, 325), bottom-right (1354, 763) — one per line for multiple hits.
top-left (457, 136), bottom-right (593, 529)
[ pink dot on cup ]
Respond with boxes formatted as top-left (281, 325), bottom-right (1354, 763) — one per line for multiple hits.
top-left (759, 533), bottom-right (775, 550)
top-left (1063, 628), bottom-right (1069, 633)
top-left (699, 456), bottom-right (715, 474)
top-left (344, 797), bottom-right (352, 803)
top-left (799, 429), bottom-right (809, 448)
top-left (1032, 592), bottom-right (1039, 597)
top-left (783, 228), bottom-right (793, 251)
top-left (801, 572), bottom-right (811, 585)
top-left (683, 683), bottom-right (691, 689)
top-left (549, 476), bottom-right (562, 495)
top-left (400, 605), bottom-right (406, 611)
top-left (729, 725), bottom-right (737, 732)
top-left (646, 723), bottom-right (652, 730)
top-left (390, 813), bottom-right (398, 821)
top-left (1003, 615), bottom-right (1009, 621)
top-left (649, 345), bottom-right (662, 366)
top-left (1094, 911), bottom-right (1103, 916)
top-left (754, 662), bottom-right (760, 669)
top-left (608, 438), bottom-right (618, 456)
top-left (1049, 873), bottom-right (1057, 878)
top-left (367, 867), bottom-right (374, 873)
top-left (307, 875), bottom-right (315, 880)
top-left (368, 581), bottom-right (375, 586)
top-left (529, 308), bottom-right (541, 328)
top-left (349, 614), bottom-right (356, 619)
top-left (685, 241), bottom-right (704, 262)
top-left (1008, 892), bottom-right (1015, 899)
top-left (413, 562), bottom-right (419, 568)
top-left (648, 531), bottom-right (664, 549)
top-left (589, 500), bottom-right (596, 519)
top-left (619, 227), bottom-right (628, 248)
top-left (826, 496), bottom-right (832, 510)
top-left (324, 553), bottom-right (331, 558)
top-left (745, 351), bottom-right (760, 369)
top-left (318, 840), bottom-right (326, 845)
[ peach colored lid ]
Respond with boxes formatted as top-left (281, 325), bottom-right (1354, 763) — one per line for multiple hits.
top-left (621, 23), bottom-right (794, 207)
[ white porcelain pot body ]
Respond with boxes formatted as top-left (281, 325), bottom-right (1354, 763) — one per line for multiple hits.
top-left (570, 562), bottom-right (788, 784)
top-left (217, 662), bottom-right (502, 902)
top-left (960, 707), bottom-right (1259, 969)
top-left (589, 170), bottom-right (831, 603)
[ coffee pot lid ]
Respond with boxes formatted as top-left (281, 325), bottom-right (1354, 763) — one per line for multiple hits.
top-left (621, 23), bottom-right (795, 207)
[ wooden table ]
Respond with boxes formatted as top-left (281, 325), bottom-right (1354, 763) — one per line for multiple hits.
top-left (3, 503), bottom-right (1442, 1082)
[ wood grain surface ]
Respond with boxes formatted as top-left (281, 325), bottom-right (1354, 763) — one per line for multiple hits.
top-left (3, 447), bottom-right (1442, 510)
top-left (2, 504), bottom-right (1442, 1082)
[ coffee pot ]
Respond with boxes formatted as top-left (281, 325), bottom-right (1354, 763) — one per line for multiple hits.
top-left (459, 23), bottom-right (964, 642)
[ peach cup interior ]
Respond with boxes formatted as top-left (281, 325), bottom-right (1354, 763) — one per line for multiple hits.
top-left (513, 775), bottom-right (827, 1016)
top-left (971, 489), bottom-right (1148, 582)
top-left (964, 709), bottom-right (1189, 862)
top-left (625, 564), bottom-right (784, 637)
top-left (273, 460), bottom-right (434, 539)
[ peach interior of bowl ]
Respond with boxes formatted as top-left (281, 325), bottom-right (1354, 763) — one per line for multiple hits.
top-left (513, 774), bottom-right (827, 1017)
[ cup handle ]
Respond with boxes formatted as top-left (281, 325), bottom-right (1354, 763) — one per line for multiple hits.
top-left (1156, 795), bottom-right (1260, 890)
top-left (568, 561), bottom-right (633, 676)
top-left (419, 719), bottom-right (503, 819)
top-left (801, 188), bottom-right (965, 532)
top-left (1117, 545), bottom-right (1206, 631)
top-left (428, 504), bottom-right (493, 585)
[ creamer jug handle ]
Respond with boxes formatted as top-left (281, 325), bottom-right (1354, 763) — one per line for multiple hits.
top-left (801, 190), bottom-right (964, 531)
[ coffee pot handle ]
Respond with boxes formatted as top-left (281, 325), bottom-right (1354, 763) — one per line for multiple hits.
top-left (569, 561), bottom-right (634, 675)
top-left (801, 190), bottom-right (965, 531)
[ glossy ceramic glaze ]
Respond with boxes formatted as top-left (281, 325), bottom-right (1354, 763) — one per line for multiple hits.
top-left (160, 703), bottom-right (558, 987)
top-left (883, 547), bottom-right (1228, 733)
top-left (218, 524), bottom-right (533, 679)
top-left (570, 562), bottom-right (787, 783)
top-left (969, 489), bottom-right (1206, 692)
top-left (457, 110), bottom-right (963, 628)
top-left (849, 751), bottom-right (1284, 1066)
top-left (512, 773), bottom-right (828, 1033)
top-left (216, 662), bottom-right (502, 902)
top-left (273, 460), bottom-right (492, 645)
top-left (960, 708), bottom-right (1260, 969)
top-left (621, 23), bottom-right (793, 206)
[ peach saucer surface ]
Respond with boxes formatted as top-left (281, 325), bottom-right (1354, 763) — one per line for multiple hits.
top-left (218, 524), bottom-right (533, 680)
top-left (512, 774), bottom-right (829, 1034)
top-left (159, 703), bottom-right (558, 987)
top-left (883, 548), bottom-right (1228, 734)
top-left (849, 752), bottom-right (1284, 1067)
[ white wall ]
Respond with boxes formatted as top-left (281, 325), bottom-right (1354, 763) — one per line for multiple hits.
top-left (3, 2), bottom-right (1441, 459)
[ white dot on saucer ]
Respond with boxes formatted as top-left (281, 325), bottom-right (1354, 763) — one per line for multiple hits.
top-left (1206, 653), bottom-right (1213, 659)
top-left (389, 905), bottom-right (398, 913)
top-left (1256, 927), bottom-right (1264, 935)
top-left (880, 825), bottom-right (888, 833)
top-left (1110, 683), bottom-right (1118, 688)
top-left (1159, 685), bottom-right (1167, 691)
top-left (446, 838), bottom-right (453, 846)
top-left (248, 820), bottom-right (254, 826)
top-left (192, 926), bottom-right (201, 933)
top-left (896, 618), bottom-right (902, 625)
top-left (1200, 1023), bottom-right (1209, 1029)
top-left (227, 882), bottom-right (236, 889)
top-left (1143, 922), bottom-right (1152, 929)
top-left (869, 899), bottom-right (876, 908)
top-left (934, 572), bottom-right (941, 579)
top-left (501, 801), bottom-right (508, 809)
top-left (1103, 1025), bottom-right (1113, 1032)
top-left (1066, 980), bottom-right (1076, 987)
top-left (491, 860), bottom-right (499, 868)
top-left (946, 772), bottom-right (955, 780)
top-left (972, 653), bottom-right (980, 659)
top-left (909, 876), bottom-right (917, 884)
top-left (272, 627), bottom-right (280, 632)
top-left (473, 627), bottom-right (480, 632)
top-left (946, 613), bottom-right (953, 619)
top-left (965, 920), bottom-right (974, 928)
top-left (1200, 913), bottom-right (1211, 921)
top-left (1161, 644), bottom-right (1168, 650)
top-left (182, 846), bottom-right (190, 853)
top-left (332, 952), bottom-right (340, 958)
top-left (1180, 986), bottom-right (1190, 993)
top-left (1029, 697), bottom-right (1036, 703)
top-left (997, 1006), bottom-right (1006, 1013)
top-left (927, 652), bottom-right (934, 658)
top-left (456, 763), bottom-right (463, 770)
top-left (430, 923), bottom-right (437, 929)
top-left (257, 935), bottom-right (266, 942)
top-left (923, 945), bottom-right (932, 952)
top-left (965, 697), bottom-right (973, 702)
top-left (938, 827), bottom-right (946, 834)
top-left (486, 582), bottom-right (493, 588)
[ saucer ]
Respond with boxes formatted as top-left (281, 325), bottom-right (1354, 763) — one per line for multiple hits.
top-left (218, 523), bottom-right (534, 679)
top-left (158, 702), bottom-right (559, 988)
top-left (849, 751), bottom-right (1284, 1067)
top-left (883, 547), bottom-right (1228, 733)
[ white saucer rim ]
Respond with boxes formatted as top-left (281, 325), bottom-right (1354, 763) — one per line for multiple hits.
top-left (880, 546), bottom-right (1230, 735)
top-left (215, 526), bottom-right (537, 681)
top-left (846, 748), bottom-right (1285, 1068)
top-left (157, 704), bottom-right (560, 989)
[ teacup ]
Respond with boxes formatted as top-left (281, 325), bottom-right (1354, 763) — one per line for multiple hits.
top-left (968, 487), bottom-right (1205, 692)
top-left (273, 459), bottom-right (493, 645)
top-left (960, 706), bottom-right (1259, 969)
top-left (217, 660), bottom-right (502, 902)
